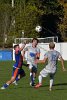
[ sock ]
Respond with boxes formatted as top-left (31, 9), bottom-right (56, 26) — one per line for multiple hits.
top-left (13, 80), bottom-right (17, 83)
top-left (50, 79), bottom-right (53, 89)
top-left (38, 75), bottom-right (42, 84)
top-left (3, 83), bottom-right (9, 88)
top-left (33, 77), bottom-right (35, 81)
top-left (30, 72), bottom-right (32, 82)
top-left (15, 77), bottom-right (19, 81)
top-left (30, 72), bottom-right (32, 77)
top-left (31, 74), bottom-right (34, 84)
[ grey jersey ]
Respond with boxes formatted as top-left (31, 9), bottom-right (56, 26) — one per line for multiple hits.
top-left (44, 50), bottom-right (62, 72)
top-left (24, 46), bottom-right (40, 65)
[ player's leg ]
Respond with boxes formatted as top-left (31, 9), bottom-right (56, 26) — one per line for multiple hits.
top-left (31, 66), bottom-right (37, 86)
top-left (12, 62), bottom-right (25, 85)
top-left (28, 64), bottom-right (34, 86)
top-left (16, 69), bottom-right (26, 81)
top-left (30, 68), bottom-right (34, 86)
top-left (29, 65), bottom-right (37, 86)
top-left (12, 67), bottom-right (18, 85)
top-left (33, 73), bottom-right (36, 84)
top-left (35, 68), bottom-right (48, 88)
top-left (49, 73), bottom-right (55, 91)
top-left (1, 76), bottom-right (16, 89)
top-left (1, 68), bottom-right (19, 89)
top-left (13, 68), bottom-right (26, 86)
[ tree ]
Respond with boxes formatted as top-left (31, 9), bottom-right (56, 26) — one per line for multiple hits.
top-left (58, 1), bottom-right (67, 41)
top-left (0, 3), bottom-right (12, 47)
top-left (0, 0), bottom-right (66, 48)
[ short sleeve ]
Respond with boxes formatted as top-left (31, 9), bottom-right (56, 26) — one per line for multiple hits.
top-left (37, 48), bottom-right (40, 53)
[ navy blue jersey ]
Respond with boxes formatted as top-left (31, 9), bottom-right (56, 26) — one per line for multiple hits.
top-left (14, 50), bottom-right (23, 68)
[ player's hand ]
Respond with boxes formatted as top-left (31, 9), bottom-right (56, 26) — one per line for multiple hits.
top-left (23, 40), bottom-right (29, 45)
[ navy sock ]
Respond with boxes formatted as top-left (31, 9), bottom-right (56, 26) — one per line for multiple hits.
top-left (15, 77), bottom-right (19, 81)
top-left (3, 83), bottom-right (9, 88)
top-left (31, 75), bottom-right (34, 84)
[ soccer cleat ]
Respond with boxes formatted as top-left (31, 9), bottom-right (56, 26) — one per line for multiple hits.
top-left (49, 88), bottom-right (52, 91)
top-left (35, 83), bottom-right (42, 88)
top-left (1, 86), bottom-right (6, 90)
top-left (30, 82), bottom-right (32, 86)
top-left (30, 82), bottom-right (36, 86)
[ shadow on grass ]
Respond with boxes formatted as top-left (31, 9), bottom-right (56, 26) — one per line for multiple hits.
top-left (53, 83), bottom-right (67, 86)
top-left (41, 83), bottom-right (67, 91)
top-left (41, 83), bottom-right (67, 87)
top-left (5, 82), bottom-right (67, 91)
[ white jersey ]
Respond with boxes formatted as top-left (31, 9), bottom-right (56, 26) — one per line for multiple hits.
top-left (24, 45), bottom-right (40, 68)
top-left (44, 50), bottom-right (62, 73)
top-left (40, 50), bottom-right (62, 77)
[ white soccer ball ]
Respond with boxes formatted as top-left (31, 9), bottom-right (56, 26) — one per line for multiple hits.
top-left (35, 25), bottom-right (42, 32)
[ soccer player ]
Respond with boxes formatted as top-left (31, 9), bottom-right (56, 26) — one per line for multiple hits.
top-left (23, 38), bottom-right (40, 86)
top-left (35, 42), bottom-right (66, 91)
top-left (1, 43), bottom-right (26, 89)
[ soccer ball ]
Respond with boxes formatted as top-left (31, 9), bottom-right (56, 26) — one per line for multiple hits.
top-left (35, 25), bottom-right (42, 32)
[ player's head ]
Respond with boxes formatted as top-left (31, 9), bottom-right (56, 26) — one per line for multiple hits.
top-left (14, 44), bottom-right (19, 51)
top-left (49, 42), bottom-right (55, 49)
top-left (32, 38), bottom-right (39, 47)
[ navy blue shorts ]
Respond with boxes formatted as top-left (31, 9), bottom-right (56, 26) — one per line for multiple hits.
top-left (12, 67), bottom-right (25, 78)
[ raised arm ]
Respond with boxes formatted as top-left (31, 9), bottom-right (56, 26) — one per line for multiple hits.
top-left (19, 44), bottom-right (26, 51)
top-left (19, 40), bottom-right (27, 51)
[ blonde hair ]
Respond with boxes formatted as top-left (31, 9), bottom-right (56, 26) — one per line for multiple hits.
top-left (49, 42), bottom-right (55, 49)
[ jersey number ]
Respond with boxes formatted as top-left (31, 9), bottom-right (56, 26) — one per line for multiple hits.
top-left (51, 55), bottom-right (56, 61)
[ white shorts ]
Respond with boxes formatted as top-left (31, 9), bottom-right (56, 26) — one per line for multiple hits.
top-left (40, 67), bottom-right (56, 78)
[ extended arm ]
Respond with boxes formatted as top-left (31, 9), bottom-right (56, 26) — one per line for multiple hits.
top-left (35, 57), bottom-right (47, 64)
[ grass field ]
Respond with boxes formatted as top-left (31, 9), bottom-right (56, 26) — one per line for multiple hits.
top-left (0, 61), bottom-right (67, 100)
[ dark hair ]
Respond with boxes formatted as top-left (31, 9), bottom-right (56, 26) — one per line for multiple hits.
top-left (32, 38), bottom-right (39, 43)
top-left (14, 44), bottom-right (19, 50)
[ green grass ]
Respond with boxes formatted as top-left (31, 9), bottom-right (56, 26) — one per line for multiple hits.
top-left (0, 61), bottom-right (67, 100)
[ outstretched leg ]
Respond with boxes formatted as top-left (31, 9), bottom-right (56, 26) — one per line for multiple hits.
top-left (35, 74), bottom-right (42, 88)
top-left (1, 68), bottom-right (19, 89)
top-left (35, 67), bottom-right (48, 88)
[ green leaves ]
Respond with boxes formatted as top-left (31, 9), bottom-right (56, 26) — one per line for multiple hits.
top-left (0, 0), bottom-right (66, 47)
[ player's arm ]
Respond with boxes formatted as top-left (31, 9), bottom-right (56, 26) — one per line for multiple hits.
top-left (35, 57), bottom-right (48, 64)
top-left (59, 57), bottom-right (66, 71)
top-left (19, 44), bottom-right (26, 51)
top-left (22, 50), bottom-right (26, 61)
top-left (35, 52), bottom-right (48, 64)
top-left (39, 57), bottom-right (47, 63)
top-left (22, 47), bottom-right (28, 61)
top-left (19, 41), bottom-right (27, 51)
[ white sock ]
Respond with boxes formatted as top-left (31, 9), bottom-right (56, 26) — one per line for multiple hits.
top-left (50, 79), bottom-right (53, 89)
top-left (38, 75), bottom-right (42, 84)
top-left (6, 83), bottom-right (9, 86)
top-left (13, 80), bottom-right (16, 83)
top-left (33, 77), bottom-right (35, 81)
top-left (30, 72), bottom-right (32, 76)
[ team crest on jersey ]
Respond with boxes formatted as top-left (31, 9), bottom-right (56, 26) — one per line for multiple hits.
top-left (30, 52), bottom-right (35, 57)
